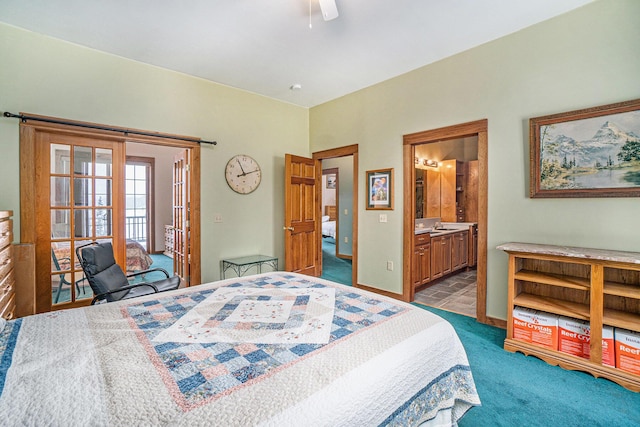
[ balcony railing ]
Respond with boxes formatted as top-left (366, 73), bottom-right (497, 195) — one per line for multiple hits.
top-left (126, 215), bottom-right (146, 242)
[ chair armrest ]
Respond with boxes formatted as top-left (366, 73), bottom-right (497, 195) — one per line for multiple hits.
top-left (90, 282), bottom-right (159, 305)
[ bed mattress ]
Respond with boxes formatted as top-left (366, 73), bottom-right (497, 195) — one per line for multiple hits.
top-left (0, 272), bottom-right (479, 425)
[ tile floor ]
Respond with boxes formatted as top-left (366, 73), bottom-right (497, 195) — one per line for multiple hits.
top-left (414, 269), bottom-right (477, 318)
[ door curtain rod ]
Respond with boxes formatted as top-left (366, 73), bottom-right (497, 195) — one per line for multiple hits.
top-left (2, 112), bottom-right (217, 145)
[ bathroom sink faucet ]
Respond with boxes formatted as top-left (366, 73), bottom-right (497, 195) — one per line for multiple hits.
top-left (434, 221), bottom-right (442, 230)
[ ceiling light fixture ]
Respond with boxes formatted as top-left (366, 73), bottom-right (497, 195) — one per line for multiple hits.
top-left (423, 159), bottom-right (439, 168)
top-left (310, 0), bottom-right (339, 28)
top-left (319, 0), bottom-right (339, 21)
top-left (290, 83), bottom-right (302, 91)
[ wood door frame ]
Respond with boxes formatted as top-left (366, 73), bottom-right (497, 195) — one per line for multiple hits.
top-left (312, 144), bottom-right (358, 288)
top-left (19, 114), bottom-right (201, 313)
top-left (403, 120), bottom-right (492, 326)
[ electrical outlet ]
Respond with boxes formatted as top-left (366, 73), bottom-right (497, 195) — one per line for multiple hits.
top-left (386, 261), bottom-right (393, 271)
top-left (213, 213), bottom-right (223, 223)
top-left (379, 214), bottom-right (387, 223)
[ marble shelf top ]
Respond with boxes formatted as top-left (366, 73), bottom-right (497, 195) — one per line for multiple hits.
top-left (497, 242), bottom-right (640, 265)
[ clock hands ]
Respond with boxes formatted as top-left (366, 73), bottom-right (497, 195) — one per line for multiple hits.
top-left (237, 169), bottom-right (259, 178)
top-left (236, 158), bottom-right (247, 175)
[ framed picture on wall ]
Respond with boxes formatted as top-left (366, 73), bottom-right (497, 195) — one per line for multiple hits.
top-left (530, 98), bottom-right (640, 198)
top-left (366, 168), bottom-right (393, 209)
top-left (326, 173), bottom-right (337, 189)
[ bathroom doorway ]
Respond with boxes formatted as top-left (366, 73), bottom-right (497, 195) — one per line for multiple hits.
top-left (402, 120), bottom-right (489, 324)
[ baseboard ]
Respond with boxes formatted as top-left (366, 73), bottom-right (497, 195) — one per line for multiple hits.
top-left (354, 283), bottom-right (405, 301)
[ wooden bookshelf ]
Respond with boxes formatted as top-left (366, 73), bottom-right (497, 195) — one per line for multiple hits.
top-left (498, 242), bottom-right (640, 392)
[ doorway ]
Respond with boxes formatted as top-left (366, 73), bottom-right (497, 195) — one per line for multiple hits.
top-left (402, 120), bottom-right (489, 324)
top-left (320, 163), bottom-right (352, 286)
top-left (313, 145), bottom-right (358, 288)
top-left (125, 156), bottom-right (154, 252)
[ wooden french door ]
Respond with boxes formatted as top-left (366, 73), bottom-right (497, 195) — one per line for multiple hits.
top-left (33, 130), bottom-right (125, 312)
top-left (284, 154), bottom-right (320, 276)
top-left (20, 114), bottom-right (202, 314)
top-left (172, 149), bottom-right (190, 285)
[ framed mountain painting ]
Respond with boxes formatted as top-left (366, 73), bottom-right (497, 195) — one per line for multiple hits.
top-left (530, 98), bottom-right (640, 198)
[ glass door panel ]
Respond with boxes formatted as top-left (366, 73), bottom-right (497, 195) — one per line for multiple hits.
top-left (48, 141), bottom-right (118, 306)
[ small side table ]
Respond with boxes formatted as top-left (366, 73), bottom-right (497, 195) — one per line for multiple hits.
top-left (220, 255), bottom-right (279, 279)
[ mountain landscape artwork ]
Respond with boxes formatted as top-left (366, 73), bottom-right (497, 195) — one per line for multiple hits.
top-left (538, 108), bottom-right (640, 192)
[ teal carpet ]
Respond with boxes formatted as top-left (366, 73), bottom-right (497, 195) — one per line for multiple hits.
top-left (321, 238), bottom-right (352, 286)
top-left (129, 253), bottom-right (174, 283)
top-left (414, 304), bottom-right (640, 427)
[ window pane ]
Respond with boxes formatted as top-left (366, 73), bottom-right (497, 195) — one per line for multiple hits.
top-left (50, 144), bottom-right (71, 174)
top-left (74, 178), bottom-right (93, 206)
top-left (51, 274), bottom-right (71, 304)
top-left (95, 148), bottom-right (112, 176)
top-left (51, 241), bottom-right (71, 272)
top-left (135, 195), bottom-right (146, 209)
top-left (135, 165), bottom-right (146, 179)
top-left (51, 210), bottom-right (70, 238)
top-left (50, 177), bottom-right (70, 207)
top-left (74, 146), bottom-right (93, 176)
top-left (96, 209), bottom-right (112, 237)
top-left (95, 178), bottom-right (112, 206)
top-left (135, 180), bottom-right (146, 195)
top-left (74, 209), bottom-right (93, 238)
top-left (76, 270), bottom-right (91, 301)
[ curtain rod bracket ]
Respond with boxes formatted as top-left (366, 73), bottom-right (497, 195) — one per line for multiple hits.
top-left (2, 111), bottom-right (217, 145)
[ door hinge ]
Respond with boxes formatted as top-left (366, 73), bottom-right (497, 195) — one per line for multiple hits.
top-left (186, 220), bottom-right (190, 227)
top-left (186, 164), bottom-right (191, 172)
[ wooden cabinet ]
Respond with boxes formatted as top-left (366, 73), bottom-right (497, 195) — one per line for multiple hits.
top-left (440, 160), bottom-right (465, 222)
top-left (464, 160), bottom-right (478, 223)
top-left (431, 234), bottom-right (452, 280)
top-left (412, 233), bottom-right (431, 289)
top-left (451, 230), bottom-right (469, 271)
top-left (425, 169), bottom-right (441, 219)
top-left (0, 211), bottom-right (16, 320)
top-left (499, 242), bottom-right (640, 392)
top-left (468, 225), bottom-right (478, 268)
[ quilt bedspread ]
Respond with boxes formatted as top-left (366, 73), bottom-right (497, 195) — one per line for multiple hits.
top-left (0, 272), bottom-right (479, 426)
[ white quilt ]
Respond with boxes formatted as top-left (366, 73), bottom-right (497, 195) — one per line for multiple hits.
top-left (0, 272), bottom-right (479, 426)
top-left (322, 220), bottom-right (336, 238)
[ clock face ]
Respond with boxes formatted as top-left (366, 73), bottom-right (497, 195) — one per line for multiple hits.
top-left (225, 154), bottom-right (262, 194)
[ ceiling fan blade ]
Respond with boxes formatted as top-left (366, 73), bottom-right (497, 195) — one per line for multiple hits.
top-left (319, 0), bottom-right (339, 21)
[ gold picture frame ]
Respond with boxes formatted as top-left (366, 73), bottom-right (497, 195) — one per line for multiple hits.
top-left (530, 98), bottom-right (640, 198)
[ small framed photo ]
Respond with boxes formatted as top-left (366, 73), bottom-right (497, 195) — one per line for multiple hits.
top-left (366, 168), bottom-right (393, 210)
top-left (530, 98), bottom-right (640, 198)
top-left (326, 173), bottom-right (337, 189)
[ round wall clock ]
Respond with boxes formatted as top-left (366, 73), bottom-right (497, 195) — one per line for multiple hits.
top-left (225, 154), bottom-right (262, 194)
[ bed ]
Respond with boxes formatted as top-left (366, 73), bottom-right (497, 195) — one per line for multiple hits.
top-left (322, 205), bottom-right (337, 239)
top-left (0, 272), bottom-right (479, 425)
top-left (322, 216), bottom-right (336, 239)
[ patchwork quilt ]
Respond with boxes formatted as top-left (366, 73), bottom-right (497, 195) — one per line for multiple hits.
top-left (0, 272), bottom-right (479, 426)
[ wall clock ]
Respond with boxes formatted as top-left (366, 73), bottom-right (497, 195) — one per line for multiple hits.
top-left (225, 154), bottom-right (262, 194)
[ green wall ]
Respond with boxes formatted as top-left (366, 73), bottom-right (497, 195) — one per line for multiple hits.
top-left (309, 0), bottom-right (640, 320)
top-left (0, 23), bottom-right (309, 283)
top-left (2, 0), bottom-right (639, 321)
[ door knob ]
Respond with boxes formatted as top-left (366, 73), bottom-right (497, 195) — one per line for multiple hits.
top-left (284, 226), bottom-right (294, 231)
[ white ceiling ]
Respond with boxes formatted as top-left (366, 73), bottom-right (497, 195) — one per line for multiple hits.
top-left (0, 0), bottom-right (594, 108)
